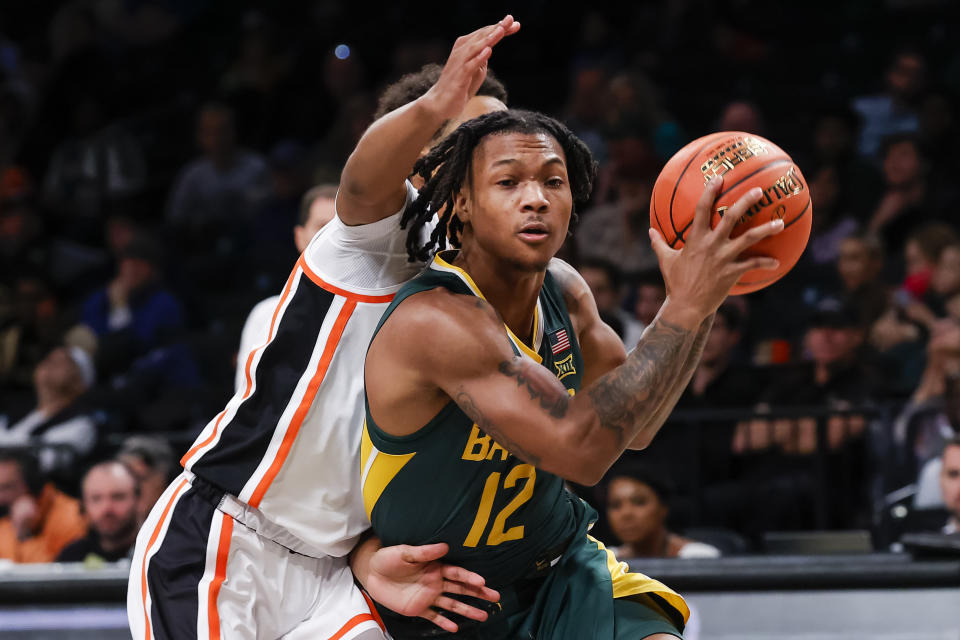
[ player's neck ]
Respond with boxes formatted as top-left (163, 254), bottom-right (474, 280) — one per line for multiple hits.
top-left (453, 246), bottom-right (544, 345)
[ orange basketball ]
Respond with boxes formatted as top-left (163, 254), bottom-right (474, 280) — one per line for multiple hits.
top-left (650, 131), bottom-right (812, 295)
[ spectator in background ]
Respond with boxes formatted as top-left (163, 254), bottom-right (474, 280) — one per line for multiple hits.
top-left (235, 185), bottom-right (337, 392)
top-left (718, 100), bottom-right (764, 135)
top-left (42, 93), bottom-right (147, 239)
top-left (901, 372), bottom-right (960, 509)
top-left (576, 258), bottom-right (639, 346)
top-left (836, 233), bottom-right (888, 327)
top-left (868, 135), bottom-right (952, 255)
top-left (605, 70), bottom-right (684, 162)
top-left (872, 223), bottom-right (957, 340)
top-left (803, 164), bottom-right (859, 272)
top-left (891, 242), bottom-right (960, 343)
top-left (166, 102), bottom-right (268, 232)
top-left (57, 461), bottom-right (138, 563)
top-left (736, 297), bottom-right (878, 456)
top-left (0, 449), bottom-right (86, 562)
top-left (577, 147), bottom-right (658, 276)
top-left (679, 302), bottom-right (755, 408)
top-left (80, 234), bottom-right (184, 378)
top-left (248, 140), bottom-right (312, 287)
top-left (0, 272), bottom-right (62, 396)
top-left (631, 269), bottom-right (667, 332)
top-left (648, 303), bottom-right (760, 499)
top-left (605, 462), bottom-right (720, 559)
top-left (712, 299), bottom-right (881, 534)
top-left (853, 49), bottom-right (925, 158)
top-left (0, 346), bottom-right (96, 475)
top-left (901, 223), bottom-right (958, 302)
top-left (938, 437), bottom-right (960, 534)
top-left (871, 225), bottom-right (959, 391)
top-left (563, 65), bottom-right (610, 162)
top-left (810, 105), bottom-right (883, 223)
top-left (116, 436), bottom-right (175, 524)
top-left (924, 243), bottom-right (960, 320)
top-left (103, 213), bottom-right (140, 262)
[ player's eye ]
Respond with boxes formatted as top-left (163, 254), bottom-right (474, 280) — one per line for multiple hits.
top-left (545, 177), bottom-right (565, 188)
top-left (496, 178), bottom-right (517, 187)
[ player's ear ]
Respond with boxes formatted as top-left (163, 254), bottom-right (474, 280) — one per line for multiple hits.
top-left (454, 188), bottom-right (471, 224)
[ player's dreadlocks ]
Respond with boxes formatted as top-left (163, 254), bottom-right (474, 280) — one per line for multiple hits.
top-left (401, 109), bottom-right (597, 262)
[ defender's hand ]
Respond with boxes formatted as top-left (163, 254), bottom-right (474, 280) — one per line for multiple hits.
top-left (364, 541), bottom-right (500, 633)
top-left (649, 176), bottom-right (783, 327)
top-left (422, 15), bottom-right (520, 121)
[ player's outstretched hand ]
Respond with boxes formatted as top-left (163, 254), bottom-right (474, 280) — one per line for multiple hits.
top-left (649, 176), bottom-right (783, 326)
top-left (423, 15), bottom-right (520, 122)
top-left (365, 542), bottom-right (500, 632)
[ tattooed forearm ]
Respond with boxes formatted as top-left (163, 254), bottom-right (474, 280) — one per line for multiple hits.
top-left (455, 390), bottom-right (542, 466)
top-left (625, 314), bottom-right (714, 448)
top-left (584, 315), bottom-right (696, 446)
top-left (498, 359), bottom-right (570, 418)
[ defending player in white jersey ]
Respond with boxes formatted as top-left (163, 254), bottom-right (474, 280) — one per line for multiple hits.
top-left (233, 184), bottom-right (338, 395)
top-left (128, 16), bottom-right (520, 639)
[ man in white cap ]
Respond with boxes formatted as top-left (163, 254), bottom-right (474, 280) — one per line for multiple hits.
top-left (0, 345), bottom-right (97, 473)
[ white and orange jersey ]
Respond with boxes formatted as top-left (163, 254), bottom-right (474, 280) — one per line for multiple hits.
top-left (181, 182), bottom-right (427, 558)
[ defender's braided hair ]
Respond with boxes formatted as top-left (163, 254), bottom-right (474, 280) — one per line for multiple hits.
top-left (400, 109), bottom-right (598, 262)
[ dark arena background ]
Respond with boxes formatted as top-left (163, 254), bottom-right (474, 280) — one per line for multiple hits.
top-left (0, 1), bottom-right (958, 638)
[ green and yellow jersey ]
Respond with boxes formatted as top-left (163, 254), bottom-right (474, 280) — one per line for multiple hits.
top-left (363, 251), bottom-right (582, 587)
top-left (362, 251), bottom-right (688, 639)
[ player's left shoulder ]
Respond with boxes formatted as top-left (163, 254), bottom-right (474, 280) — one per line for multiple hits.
top-left (547, 258), bottom-right (593, 314)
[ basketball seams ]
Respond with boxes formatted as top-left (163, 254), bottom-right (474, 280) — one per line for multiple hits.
top-left (714, 158), bottom-right (792, 200)
top-left (669, 159), bottom-right (797, 249)
top-left (782, 195), bottom-right (811, 230)
top-left (651, 197), bottom-right (669, 241)
top-left (670, 220), bottom-right (692, 249)
top-left (666, 132), bottom-right (730, 240)
top-left (734, 195), bottom-right (811, 289)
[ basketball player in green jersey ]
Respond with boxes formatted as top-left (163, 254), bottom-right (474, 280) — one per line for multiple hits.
top-left (354, 106), bottom-right (783, 638)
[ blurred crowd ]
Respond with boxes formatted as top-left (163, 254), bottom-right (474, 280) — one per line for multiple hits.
top-left (0, 0), bottom-right (959, 563)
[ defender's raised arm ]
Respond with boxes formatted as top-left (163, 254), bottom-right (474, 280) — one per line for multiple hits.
top-left (337, 16), bottom-right (519, 225)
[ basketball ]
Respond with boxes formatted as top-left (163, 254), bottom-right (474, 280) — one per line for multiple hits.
top-left (650, 131), bottom-right (812, 295)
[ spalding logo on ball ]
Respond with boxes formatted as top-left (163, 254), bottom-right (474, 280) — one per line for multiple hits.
top-left (650, 131), bottom-right (812, 295)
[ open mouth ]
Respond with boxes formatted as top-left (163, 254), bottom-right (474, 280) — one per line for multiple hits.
top-left (518, 222), bottom-right (550, 242)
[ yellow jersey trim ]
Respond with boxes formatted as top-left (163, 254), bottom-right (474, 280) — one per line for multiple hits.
top-left (361, 423), bottom-right (416, 519)
top-left (431, 253), bottom-right (543, 364)
top-left (589, 535), bottom-right (690, 623)
top-left (361, 424), bottom-right (374, 470)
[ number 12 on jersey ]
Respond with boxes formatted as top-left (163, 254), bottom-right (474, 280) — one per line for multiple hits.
top-left (464, 464), bottom-right (536, 547)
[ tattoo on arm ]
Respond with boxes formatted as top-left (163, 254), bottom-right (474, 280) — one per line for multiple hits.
top-left (584, 316), bottom-right (696, 446)
top-left (498, 359), bottom-right (570, 418)
top-left (630, 314), bottom-right (714, 446)
top-left (455, 390), bottom-right (542, 466)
